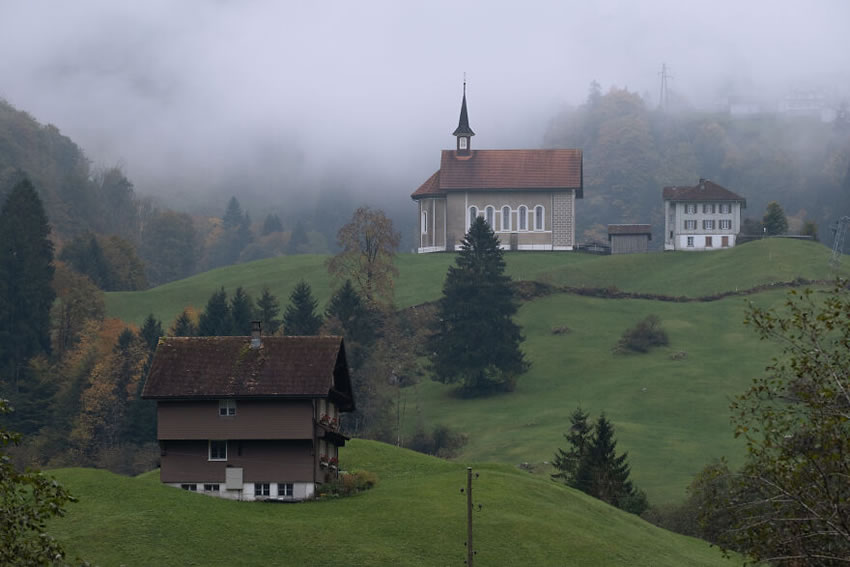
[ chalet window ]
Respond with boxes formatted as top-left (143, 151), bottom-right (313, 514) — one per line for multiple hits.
top-left (719, 219), bottom-right (732, 230)
top-left (219, 399), bottom-right (236, 416)
top-left (534, 206), bottom-right (544, 231)
top-left (468, 206), bottom-right (478, 229)
top-left (254, 483), bottom-right (270, 497)
top-left (703, 220), bottom-right (715, 230)
top-left (278, 483), bottom-right (294, 497)
top-left (518, 206), bottom-right (528, 231)
top-left (684, 220), bottom-right (697, 230)
top-left (181, 484), bottom-right (197, 491)
top-left (209, 440), bottom-right (227, 461)
top-left (203, 484), bottom-right (219, 492)
top-left (687, 236), bottom-right (694, 247)
top-left (501, 206), bottom-right (511, 231)
top-left (485, 206), bottom-right (495, 227)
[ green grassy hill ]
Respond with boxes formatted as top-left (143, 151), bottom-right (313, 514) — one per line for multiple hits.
top-left (107, 238), bottom-right (842, 327)
top-left (103, 239), bottom-right (842, 505)
top-left (50, 440), bottom-right (738, 566)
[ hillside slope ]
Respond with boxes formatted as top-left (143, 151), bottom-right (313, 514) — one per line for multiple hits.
top-left (50, 440), bottom-right (738, 566)
top-left (107, 238), bottom-right (842, 326)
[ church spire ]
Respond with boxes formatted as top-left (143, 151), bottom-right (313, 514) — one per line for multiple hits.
top-left (452, 79), bottom-right (475, 153)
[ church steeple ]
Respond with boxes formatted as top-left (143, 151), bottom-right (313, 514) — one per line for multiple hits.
top-left (452, 80), bottom-right (475, 154)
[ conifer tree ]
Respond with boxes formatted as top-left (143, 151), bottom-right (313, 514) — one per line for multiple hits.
top-left (139, 314), bottom-right (163, 352)
top-left (0, 179), bottom-right (55, 387)
top-left (261, 213), bottom-right (283, 236)
top-left (222, 196), bottom-right (244, 230)
top-left (169, 309), bottom-right (197, 337)
top-left (255, 287), bottom-right (281, 335)
top-left (325, 279), bottom-right (378, 369)
top-left (198, 288), bottom-right (231, 336)
top-left (283, 282), bottom-right (322, 336)
top-left (229, 287), bottom-right (254, 335)
top-left (428, 216), bottom-right (528, 396)
top-left (551, 407), bottom-right (592, 484)
top-left (763, 201), bottom-right (788, 235)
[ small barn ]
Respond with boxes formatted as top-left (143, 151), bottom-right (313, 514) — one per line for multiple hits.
top-left (608, 224), bottom-right (652, 255)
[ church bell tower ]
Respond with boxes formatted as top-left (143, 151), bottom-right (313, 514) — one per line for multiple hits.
top-left (452, 81), bottom-right (475, 155)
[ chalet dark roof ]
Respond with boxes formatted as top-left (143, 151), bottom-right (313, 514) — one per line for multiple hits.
top-left (662, 179), bottom-right (746, 207)
top-left (411, 149), bottom-right (583, 199)
top-left (452, 88), bottom-right (475, 137)
top-left (608, 224), bottom-right (652, 237)
top-left (142, 336), bottom-right (353, 410)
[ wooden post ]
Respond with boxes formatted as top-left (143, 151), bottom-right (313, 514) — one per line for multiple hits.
top-left (467, 467), bottom-right (474, 567)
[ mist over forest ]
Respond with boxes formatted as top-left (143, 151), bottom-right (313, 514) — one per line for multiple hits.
top-left (1, 0), bottom-right (849, 253)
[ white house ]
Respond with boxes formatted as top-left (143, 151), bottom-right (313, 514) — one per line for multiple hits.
top-left (663, 179), bottom-right (746, 251)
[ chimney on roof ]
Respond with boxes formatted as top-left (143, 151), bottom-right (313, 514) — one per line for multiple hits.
top-left (699, 178), bottom-right (706, 190)
top-left (250, 320), bottom-right (262, 349)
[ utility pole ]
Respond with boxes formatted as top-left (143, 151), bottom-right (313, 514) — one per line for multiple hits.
top-left (830, 216), bottom-right (850, 270)
top-left (461, 467), bottom-right (480, 565)
top-left (658, 63), bottom-right (673, 112)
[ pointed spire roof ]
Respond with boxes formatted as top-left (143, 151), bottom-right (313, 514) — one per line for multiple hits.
top-left (452, 82), bottom-right (475, 137)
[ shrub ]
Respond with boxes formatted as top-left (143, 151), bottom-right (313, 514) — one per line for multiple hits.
top-left (614, 315), bottom-right (668, 354)
top-left (322, 470), bottom-right (378, 497)
top-left (406, 424), bottom-right (468, 458)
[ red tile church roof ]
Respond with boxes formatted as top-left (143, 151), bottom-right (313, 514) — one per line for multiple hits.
top-left (412, 149), bottom-right (583, 199)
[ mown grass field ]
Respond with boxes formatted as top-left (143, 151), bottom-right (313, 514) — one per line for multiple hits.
top-left (102, 238), bottom-right (842, 505)
top-left (49, 440), bottom-right (740, 566)
top-left (107, 238), bottom-right (842, 327)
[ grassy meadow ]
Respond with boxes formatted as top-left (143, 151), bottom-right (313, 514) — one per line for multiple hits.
top-left (101, 238), bottom-right (843, 506)
top-left (50, 440), bottom-right (739, 566)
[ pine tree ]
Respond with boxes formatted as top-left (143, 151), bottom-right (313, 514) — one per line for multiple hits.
top-left (325, 279), bottom-right (378, 369)
top-left (139, 314), bottom-right (163, 352)
top-left (198, 288), bottom-right (231, 336)
top-left (261, 213), bottom-right (283, 236)
top-left (169, 309), bottom-right (197, 337)
top-left (763, 201), bottom-right (788, 235)
top-left (222, 196), bottom-right (244, 230)
top-left (0, 178), bottom-right (55, 387)
top-left (283, 282), bottom-right (322, 336)
top-left (254, 287), bottom-right (281, 335)
top-left (428, 216), bottom-right (528, 396)
top-left (287, 220), bottom-right (308, 255)
top-left (229, 287), bottom-right (254, 335)
top-left (551, 407), bottom-right (592, 484)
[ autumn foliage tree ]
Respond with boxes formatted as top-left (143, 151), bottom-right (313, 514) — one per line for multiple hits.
top-left (327, 206), bottom-right (400, 306)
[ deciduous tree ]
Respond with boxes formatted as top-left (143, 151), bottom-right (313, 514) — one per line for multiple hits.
top-left (326, 206), bottom-right (400, 305)
top-left (428, 216), bottom-right (528, 396)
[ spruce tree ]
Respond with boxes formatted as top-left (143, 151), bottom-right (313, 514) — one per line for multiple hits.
top-left (198, 288), bottom-right (231, 336)
top-left (763, 201), bottom-right (788, 235)
top-left (283, 282), bottom-right (322, 336)
top-left (0, 179), bottom-right (55, 387)
top-left (261, 213), bottom-right (283, 236)
top-left (229, 287), bottom-right (254, 335)
top-left (325, 279), bottom-right (378, 370)
top-left (222, 196), bottom-right (244, 230)
top-left (286, 220), bottom-right (308, 255)
top-left (255, 287), bottom-right (281, 335)
top-left (139, 313), bottom-right (163, 352)
top-left (551, 407), bottom-right (592, 484)
top-left (170, 309), bottom-right (197, 337)
top-left (428, 216), bottom-right (528, 396)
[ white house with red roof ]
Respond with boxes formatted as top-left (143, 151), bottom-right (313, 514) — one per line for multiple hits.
top-left (411, 85), bottom-right (583, 252)
top-left (663, 179), bottom-right (747, 251)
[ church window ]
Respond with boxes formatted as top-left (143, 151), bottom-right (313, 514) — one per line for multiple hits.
top-left (534, 206), bottom-right (544, 231)
top-left (501, 206), bottom-right (511, 231)
top-left (518, 206), bottom-right (528, 231)
top-left (468, 206), bottom-right (478, 230)
top-left (485, 206), bottom-right (494, 227)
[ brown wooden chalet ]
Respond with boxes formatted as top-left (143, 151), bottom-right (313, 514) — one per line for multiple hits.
top-left (141, 323), bottom-right (354, 501)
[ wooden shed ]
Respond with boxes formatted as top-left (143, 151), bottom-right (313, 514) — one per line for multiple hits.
top-left (607, 224), bottom-right (652, 255)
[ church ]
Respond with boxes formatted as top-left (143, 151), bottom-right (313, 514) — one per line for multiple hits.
top-left (411, 86), bottom-right (583, 253)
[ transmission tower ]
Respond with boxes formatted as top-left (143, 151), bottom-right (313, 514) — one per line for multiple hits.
top-left (658, 63), bottom-right (673, 111)
top-left (829, 216), bottom-right (850, 270)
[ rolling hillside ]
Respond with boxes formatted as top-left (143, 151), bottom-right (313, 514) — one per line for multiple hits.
top-left (103, 239), bottom-right (843, 504)
top-left (49, 440), bottom-right (739, 566)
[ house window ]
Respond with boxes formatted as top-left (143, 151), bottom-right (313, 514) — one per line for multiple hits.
top-left (501, 206), bottom-right (511, 231)
top-left (485, 206), bottom-right (495, 227)
top-left (181, 484), bottom-right (197, 491)
top-left (720, 203), bottom-right (732, 214)
top-left (687, 236), bottom-right (694, 247)
top-left (684, 220), bottom-right (697, 230)
top-left (254, 483), bottom-right (270, 497)
top-left (518, 206), bottom-right (528, 231)
top-left (421, 211), bottom-right (427, 234)
top-left (703, 220), bottom-right (715, 230)
top-left (203, 484), bottom-right (219, 492)
top-left (703, 203), bottom-right (716, 214)
top-left (209, 440), bottom-right (227, 461)
top-left (685, 204), bottom-right (697, 214)
top-left (468, 206), bottom-right (478, 229)
top-left (219, 399), bottom-right (236, 416)
top-left (719, 219), bottom-right (732, 230)
top-left (278, 483), bottom-right (294, 497)
top-left (706, 236), bottom-right (713, 247)
top-left (534, 206), bottom-right (544, 231)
